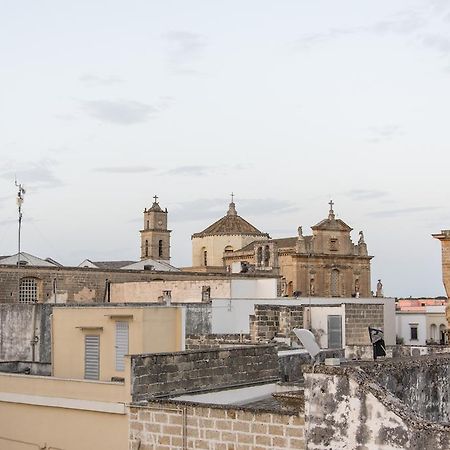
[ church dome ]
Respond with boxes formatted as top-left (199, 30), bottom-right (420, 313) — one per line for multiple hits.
top-left (192, 201), bottom-right (269, 238)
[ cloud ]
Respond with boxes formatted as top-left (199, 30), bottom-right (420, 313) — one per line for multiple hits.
top-left (346, 189), bottom-right (388, 201)
top-left (366, 124), bottom-right (402, 143)
top-left (93, 166), bottom-right (155, 174)
top-left (164, 164), bottom-right (250, 177)
top-left (81, 99), bottom-right (157, 125)
top-left (367, 206), bottom-right (440, 218)
top-left (165, 165), bottom-right (214, 176)
top-left (170, 197), bottom-right (298, 223)
top-left (294, 11), bottom-right (426, 49)
top-left (163, 31), bottom-right (206, 74)
top-left (421, 34), bottom-right (450, 54)
top-left (79, 74), bottom-right (124, 86)
top-left (0, 159), bottom-right (63, 190)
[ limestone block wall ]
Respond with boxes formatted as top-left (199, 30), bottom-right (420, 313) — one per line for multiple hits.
top-left (185, 334), bottom-right (252, 350)
top-left (249, 305), bottom-right (303, 343)
top-left (0, 304), bottom-right (53, 362)
top-left (131, 345), bottom-right (279, 402)
top-left (129, 403), bottom-right (305, 450)
top-left (344, 303), bottom-right (383, 346)
top-left (361, 355), bottom-right (450, 422)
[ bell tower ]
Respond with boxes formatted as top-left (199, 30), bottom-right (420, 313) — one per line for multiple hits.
top-left (140, 195), bottom-right (171, 261)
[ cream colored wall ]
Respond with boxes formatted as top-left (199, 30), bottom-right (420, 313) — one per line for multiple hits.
top-left (312, 230), bottom-right (354, 255)
top-left (0, 401), bottom-right (127, 450)
top-left (192, 235), bottom-right (265, 266)
top-left (111, 280), bottom-right (231, 303)
top-left (52, 306), bottom-right (183, 381)
top-left (0, 372), bottom-right (129, 403)
top-left (142, 308), bottom-right (183, 353)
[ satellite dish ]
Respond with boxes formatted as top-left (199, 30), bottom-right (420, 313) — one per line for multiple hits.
top-left (293, 328), bottom-right (321, 359)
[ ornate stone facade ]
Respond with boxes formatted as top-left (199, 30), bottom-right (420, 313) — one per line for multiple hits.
top-left (432, 230), bottom-right (450, 327)
top-left (193, 201), bottom-right (373, 298)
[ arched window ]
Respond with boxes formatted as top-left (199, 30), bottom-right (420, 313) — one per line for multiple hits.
top-left (430, 324), bottom-right (437, 341)
top-left (146, 220), bottom-right (149, 229)
top-left (224, 245), bottom-right (233, 253)
top-left (19, 278), bottom-right (38, 303)
top-left (202, 248), bottom-right (208, 266)
top-left (158, 240), bottom-right (163, 258)
top-left (331, 269), bottom-right (340, 297)
top-left (145, 240), bottom-right (149, 258)
top-left (440, 324), bottom-right (447, 344)
top-left (264, 245), bottom-right (270, 267)
top-left (257, 247), bottom-right (263, 266)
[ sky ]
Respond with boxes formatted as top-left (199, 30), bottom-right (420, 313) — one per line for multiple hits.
top-left (0, 0), bottom-right (449, 298)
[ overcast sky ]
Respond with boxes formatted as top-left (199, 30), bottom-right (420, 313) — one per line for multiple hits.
top-left (0, 0), bottom-right (449, 297)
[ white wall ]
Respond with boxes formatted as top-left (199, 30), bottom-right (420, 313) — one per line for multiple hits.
top-left (211, 297), bottom-right (395, 340)
top-left (230, 279), bottom-right (277, 299)
top-left (309, 305), bottom-right (346, 348)
top-left (396, 313), bottom-right (427, 346)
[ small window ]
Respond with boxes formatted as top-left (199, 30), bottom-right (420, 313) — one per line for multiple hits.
top-left (146, 220), bottom-right (149, 229)
top-left (115, 322), bottom-right (129, 372)
top-left (224, 245), bottom-right (233, 253)
top-left (410, 325), bottom-right (418, 341)
top-left (329, 238), bottom-right (338, 251)
top-left (203, 250), bottom-right (208, 266)
top-left (158, 240), bottom-right (163, 258)
top-left (85, 335), bottom-right (100, 380)
top-left (145, 240), bottom-right (149, 257)
top-left (19, 278), bottom-right (38, 303)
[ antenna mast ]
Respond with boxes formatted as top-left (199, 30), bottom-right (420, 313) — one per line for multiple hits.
top-left (15, 180), bottom-right (25, 301)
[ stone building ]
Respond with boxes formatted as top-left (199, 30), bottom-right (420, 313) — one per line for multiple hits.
top-left (140, 195), bottom-right (171, 261)
top-left (432, 229), bottom-right (450, 327)
top-left (191, 198), bottom-right (269, 268)
top-left (192, 200), bottom-right (373, 297)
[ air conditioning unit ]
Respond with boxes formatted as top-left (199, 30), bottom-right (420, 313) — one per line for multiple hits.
top-left (410, 346), bottom-right (428, 357)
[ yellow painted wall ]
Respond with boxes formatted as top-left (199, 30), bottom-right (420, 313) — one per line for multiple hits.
top-left (52, 306), bottom-right (183, 381)
top-left (0, 401), bottom-right (127, 450)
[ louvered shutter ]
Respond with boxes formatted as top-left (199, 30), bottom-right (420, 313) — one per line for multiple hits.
top-left (115, 321), bottom-right (129, 371)
top-left (84, 335), bottom-right (100, 380)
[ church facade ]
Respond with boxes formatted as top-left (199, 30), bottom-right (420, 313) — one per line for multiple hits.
top-left (191, 200), bottom-right (373, 298)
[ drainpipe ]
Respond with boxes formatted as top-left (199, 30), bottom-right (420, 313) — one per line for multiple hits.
top-left (31, 302), bottom-right (38, 362)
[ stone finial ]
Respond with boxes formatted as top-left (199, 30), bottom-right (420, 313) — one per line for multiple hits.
top-left (298, 226), bottom-right (304, 239)
top-left (358, 231), bottom-right (365, 245)
top-left (328, 200), bottom-right (335, 220)
top-left (376, 279), bottom-right (383, 297)
top-left (227, 200), bottom-right (237, 216)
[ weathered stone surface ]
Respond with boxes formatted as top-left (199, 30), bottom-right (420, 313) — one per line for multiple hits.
top-left (131, 345), bottom-right (279, 402)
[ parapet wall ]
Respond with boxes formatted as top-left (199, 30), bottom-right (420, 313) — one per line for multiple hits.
top-left (304, 355), bottom-right (450, 450)
top-left (131, 345), bottom-right (279, 403)
top-left (361, 355), bottom-right (450, 422)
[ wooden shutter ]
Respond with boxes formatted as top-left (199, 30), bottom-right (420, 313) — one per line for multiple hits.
top-left (84, 335), bottom-right (100, 380)
top-left (115, 321), bottom-right (129, 371)
top-left (327, 315), bottom-right (342, 349)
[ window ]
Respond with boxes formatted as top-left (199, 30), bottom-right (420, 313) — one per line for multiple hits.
top-left (224, 245), bottom-right (233, 253)
top-left (19, 278), bottom-right (38, 303)
top-left (328, 315), bottom-right (342, 349)
top-left (257, 247), bottom-right (263, 266)
top-left (146, 220), bottom-right (149, 229)
top-left (330, 269), bottom-right (340, 297)
top-left (85, 335), bottom-right (100, 380)
top-left (145, 240), bottom-right (149, 257)
top-left (158, 240), bottom-right (163, 258)
top-left (115, 322), bottom-right (129, 372)
top-left (410, 325), bottom-right (418, 341)
top-left (329, 238), bottom-right (338, 251)
top-left (430, 324), bottom-right (437, 341)
top-left (203, 250), bottom-right (208, 266)
top-left (264, 245), bottom-right (270, 267)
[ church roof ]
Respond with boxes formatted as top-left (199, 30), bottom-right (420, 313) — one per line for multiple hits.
top-left (311, 201), bottom-right (352, 232)
top-left (192, 201), bottom-right (269, 239)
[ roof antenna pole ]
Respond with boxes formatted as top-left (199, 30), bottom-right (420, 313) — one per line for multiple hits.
top-left (15, 179), bottom-right (26, 302)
